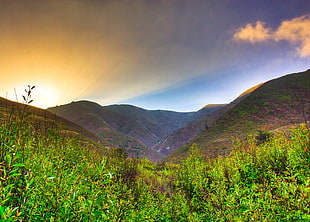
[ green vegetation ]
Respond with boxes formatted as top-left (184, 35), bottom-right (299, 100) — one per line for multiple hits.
top-left (168, 70), bottom-right (309, 162)
top-left (1, 102), bottom-right (309, 220)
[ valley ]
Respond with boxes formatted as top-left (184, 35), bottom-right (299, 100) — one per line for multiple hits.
top-left (47, 70), bottom-right (310, 162)
top-left (1, 0), bottom-right (309, 220)
top-left (0, 70), bottom-right (309, 221)
top-left (48, 99), bottom-right (224, 160)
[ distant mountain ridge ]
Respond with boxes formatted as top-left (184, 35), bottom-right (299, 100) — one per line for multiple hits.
top-left (153, 104), bottom-right (226, 156)
top-left (104, 104), bottom-right (195, 147)
top-left (47, 69), bottom-right (309, 162)
top-left (48, 101), bottom-right (223, 157)
top-left (47, 101), bottom-right (163, 161)
top-left (153, 83), bottom-right (263, 156)
top-left (166, 69), bottom-right (310, 162)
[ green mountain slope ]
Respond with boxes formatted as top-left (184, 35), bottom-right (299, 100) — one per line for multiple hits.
top-left (106, 105), bottom-right (194, 135)
top-left (153, 104), bottom-right (226, 156)
top-left (167, 69), bottom-right (310, 162)
top-left (48, 101), bottom-right (162, 161)
top-left (0, 97), bottom-right (110, 155)
top-left (154, 84), bottom-right (263, 156)
top-left (48, 101), bottom-right (223, 160)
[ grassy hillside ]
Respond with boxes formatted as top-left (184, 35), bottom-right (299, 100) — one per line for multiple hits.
top-left (105, 104), bottom-right (195, 135)
top-left (49, 101), bottom-right (223, 159)
top-left (48, 101), bottom-right (162, 161)
top-left (167, 70), bottom-right (310, 162)
top-left (154, 84), bottom-right (262, 156)
top-left (154, 104), bottom-right (227, 156)
top-left (1, 107), bottom-right (309, 220)
top-left (49, 102), bottom-right (198, 148)
top-left (0, 97), bottom-right (111, 153)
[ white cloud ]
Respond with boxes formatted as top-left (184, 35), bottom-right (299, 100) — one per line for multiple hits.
top-left (233, 14), bottom-right (310, 58)
top-left (233, 21), bottom-right (271, 43)
top-left (274, 15), bottom-right (310, 58)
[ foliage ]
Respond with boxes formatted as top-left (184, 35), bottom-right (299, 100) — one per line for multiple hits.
top-left (255, 130), bottom-right (273, 145)
top-left (0, 100), bottom-right (309, 221)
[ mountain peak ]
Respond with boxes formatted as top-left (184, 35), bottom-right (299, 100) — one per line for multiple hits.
top-left (199, 104), bottom-right (227, 110)
top-left (237, 83), bottom-right (264, 98)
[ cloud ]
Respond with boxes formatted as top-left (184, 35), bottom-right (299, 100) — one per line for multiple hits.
top-left (274, 15), bottom-right (310, 58)
top-left (233, 21), bottom-right (272, 43)
top-left (233, 14), bottom-right (310, 58)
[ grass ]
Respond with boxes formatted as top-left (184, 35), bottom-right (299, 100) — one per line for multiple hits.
top-left (0, 101), bottom-right (309, 220)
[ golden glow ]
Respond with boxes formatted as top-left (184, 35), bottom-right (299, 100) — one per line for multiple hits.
top-left (2, 82), bottom-right (60, 109)
top-left (32, 84), bottom-right (60, 109)
top-left (0, 0), bottom-right (216, 109)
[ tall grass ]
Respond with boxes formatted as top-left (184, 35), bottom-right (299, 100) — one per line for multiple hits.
top-left (0, 99), bottom-right (309, 221)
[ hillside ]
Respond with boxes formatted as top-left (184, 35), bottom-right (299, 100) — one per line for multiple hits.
top-left (0, 97), bottom-right (112, 149)
top-left (0, 97), bottom-right (162, 161)
top-left (47, 101), bottom-right (162, 161)
top-left (167, 69), bottom-right (310, 161)
top-left (154, 84), bottom-right (262, 156)
top-left (48, 102), bottom-right (223, 150)
top-left (104, 104), bottom-right (195, 146)
top-left (2, 107), bottom-right (309, 220)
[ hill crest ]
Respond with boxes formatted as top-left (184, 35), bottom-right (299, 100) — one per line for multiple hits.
top-left (166, 69), bottom-right (310, 162)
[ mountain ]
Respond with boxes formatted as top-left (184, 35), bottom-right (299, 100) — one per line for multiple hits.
top-left (104, 104), bottom-right (195, 147)
top-left (48, 101), bottom-right (223, 156)
top-left (153, 104), bottom-right (226, 156)
top-left (0, 97), bottom-right (162, 161)
top-left (47, 101), bottom-right (162, 161)
top-left (166, 69), bottom-right (310, 162)
top-left (0, 97), bottom-right (110, 155)
top-left (153, 84), bottom-right (263, 156)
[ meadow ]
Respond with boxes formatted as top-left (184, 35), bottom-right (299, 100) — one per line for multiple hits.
top-left (0, 104), bottom-right (309, 221)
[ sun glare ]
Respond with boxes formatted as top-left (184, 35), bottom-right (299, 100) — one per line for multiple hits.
top-left (3, 83), bottom-right (60, 109)
top-left (32, 85), bottom-right (60, 109)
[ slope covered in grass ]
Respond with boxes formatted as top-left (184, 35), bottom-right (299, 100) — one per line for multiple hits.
top-left (167, 70), bottom-right (310, 161)
top-left (48, 102), bottom-right (223, 151)
top-left (0, 97), bottom-right (111, 153)
top-left (48, 101), bottom-right (194, 148)
top-left (1, 104), bottom-right (309, 221)
top-left (48, 101), bottom-right (164, 161)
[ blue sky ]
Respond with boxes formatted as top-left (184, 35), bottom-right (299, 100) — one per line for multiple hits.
top-left (1, 0), bottom-right (309, 111)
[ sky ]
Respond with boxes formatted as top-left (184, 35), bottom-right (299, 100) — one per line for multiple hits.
top-left (0, 0), bottom-right (309, 112)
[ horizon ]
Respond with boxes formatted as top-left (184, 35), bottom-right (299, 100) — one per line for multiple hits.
top-left (3, 68), bottom-right (308, 113)
top-left (1, 0), bottom-right (309, 112)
